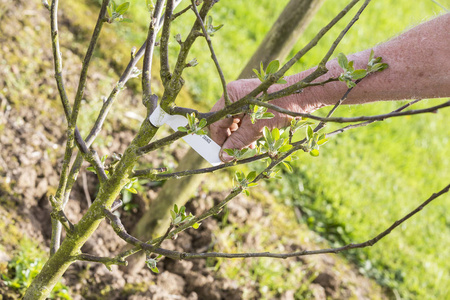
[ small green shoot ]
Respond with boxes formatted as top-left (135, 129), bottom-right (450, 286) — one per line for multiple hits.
top-left (223, 148), bottom-right (257, 161)
top-left (338, 51), bottom-right (388, 88)
top-left (177, 113), bottom-right (208, 135)
top-left (205, 16), bottom-right (224, 36)
top-left (260, 127), bottom-right (293, 157)
top-left (233, 171), bottom-right (258, 196)
top-left (305, 126), bottom-right (328, 157)
top-left (107, 1), bottom-right (132, 23)
top-left (145, 255), bottom-right (162, 274)
top-left (170, 204), bottom-right (200, 228)
top-left (249, 105), bottom-right (275, 124)
top-left (87, 154), bottom-right (109, 175)
top-left (253, 60), bottom-right (287, 84)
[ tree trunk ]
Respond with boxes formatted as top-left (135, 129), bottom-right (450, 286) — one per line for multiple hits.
top-left (128, 0), bottom-right (324, 271)
top-left (24, 123), bottom-right (157, 299)
top-left (239, 0), bottom-right (325, 79)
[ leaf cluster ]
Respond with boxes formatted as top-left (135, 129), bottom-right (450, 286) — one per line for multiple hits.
top-left (223, 147), bottom-right (257, 161)
top-left (249, 105), bottom-right (275, 124)
top-left (261, 127), bottom-right (292, 157)
top-left (367, 49), bottom-right (388, 73)
top-left (170, 204), bottom-right (201, 229)
top-left (177, 112), bottom-right (208, 135)
top-left (145, 254), bottom-right (162, 273)
top-left (205, 16), bottom-right (223, 36)
top-left (234, 171), bottom-right (258, 196)
top-left (337, 50), bottom-right (388, 88)
top-left (107, 1), bottom-right (132, 23)
top-left (253, 60), bottom-right (287, 84)
top-left (305, 126), bottom-right (328, 157)
top-left (337, 53), bottom-right (367, 88)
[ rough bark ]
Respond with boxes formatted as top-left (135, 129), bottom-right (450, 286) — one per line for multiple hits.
top-left (239, 0), bottom-right (325, 78)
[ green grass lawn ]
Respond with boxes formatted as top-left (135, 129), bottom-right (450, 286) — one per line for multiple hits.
top-left (119, 0), bottom-right (449, 298)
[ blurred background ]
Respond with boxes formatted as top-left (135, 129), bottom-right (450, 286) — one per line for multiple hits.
top-left (0, 0), bottom-right (448, 299)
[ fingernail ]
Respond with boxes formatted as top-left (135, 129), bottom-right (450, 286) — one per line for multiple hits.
top-left (220, 151), bottom-right (233, 163)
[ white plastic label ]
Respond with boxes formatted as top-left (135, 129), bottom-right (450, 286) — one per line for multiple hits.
top-left (149, 105), bottom-right (222, 166)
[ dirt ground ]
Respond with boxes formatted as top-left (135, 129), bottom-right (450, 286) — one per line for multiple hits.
top-left (0, 0), bottom-right (388, 299)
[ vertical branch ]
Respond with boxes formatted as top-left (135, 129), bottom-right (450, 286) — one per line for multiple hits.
top-left (49, 0), bottom-right (109, 256)
top-left (160, 0), bottom-right (175, 84)
top-left (190, 0), bottom-right (231, 106)
top-left (50, 0), bottom-right (72, 120)
top-left (70, 0), bottom-right (110, 129)
top-left (143, 0), bottom-right (166, 98)
top-left (48, 0), bottom-right (75, 256)
top-left (158, 0), bottom-right (216, 110)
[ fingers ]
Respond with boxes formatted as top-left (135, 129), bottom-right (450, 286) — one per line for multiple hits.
top-left (210, 117), bottom-right (235, 146)
top-left (220, 117), bottom-right (262, 162)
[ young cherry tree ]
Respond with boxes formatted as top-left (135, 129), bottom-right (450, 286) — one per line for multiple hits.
top-left (25, 0), bottom-right (450, 298)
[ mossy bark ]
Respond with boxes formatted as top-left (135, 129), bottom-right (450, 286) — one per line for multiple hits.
top-left (24, 121), bottom-right (157, 299)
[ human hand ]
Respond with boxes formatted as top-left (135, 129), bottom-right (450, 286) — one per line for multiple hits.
top-left (209, 76), bottom-right (321, 162)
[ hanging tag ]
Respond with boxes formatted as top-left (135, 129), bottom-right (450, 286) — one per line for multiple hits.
top-left (149, 105), bottom-right (222, 166)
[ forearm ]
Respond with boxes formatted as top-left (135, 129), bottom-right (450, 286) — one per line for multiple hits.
top-left (285, 13), bottom-right (450, 108)
top-left (210, 13), bottom-right (449, 152)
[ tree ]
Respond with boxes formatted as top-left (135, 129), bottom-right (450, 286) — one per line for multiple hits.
top-left (24, 0), bottom-right (449, 298)
top-left (131, 0), bottom-right (325, 270)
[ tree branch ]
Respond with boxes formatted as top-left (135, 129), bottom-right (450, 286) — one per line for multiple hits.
top-left (118, 182), bottom-right (450, 261)
top-left (181, 183), bottom-right (450, 259)
top-left (326, 99), bottom-right (423, 138)
top-left (264, 0), bottom-right (371, 103)
top-left (190, 0), bottom-right (230, 106)
top-left (117, 189), bottom-right (243, 260)
top-left (172, 4), bottom-right (193, 20)
top-left (132, 153), bottom-right (270, 180)
top-left (49, 0), bottom-right (71, 121)
top-left (160, 0), bottom-right (175, 84)
top-left (249, 99), bottom-right (450, 123)
top-left (143, 0), bottom-right (166, 98)
top-left (74, 253), bottom-right (127, 270)
top-left (70, 0), bottom-right (109, 129)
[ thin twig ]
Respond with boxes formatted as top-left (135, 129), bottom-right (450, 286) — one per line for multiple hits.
top-left (249, 99), bottom-right (450, 124)
top-left (114, 183), bottom-right (449, 262)
top-left (181, 183), bottom-right (450, 259)
top-left (143, 0), bottom-right (166, 97)
top-left (132, 153), bottom-right (269, 180)
top-left (70, 0), bottom-right (109, 129)
top-left (74, 253), bottom-right (127, 268)
top-left (326, 99), bottom-right (423, 137)
top-left (117, 189), bottom-right (243, 260)
top-left (313, 79), bottom-right (362, 133)
top-left (172, 4), bottom-right (193, 20)
top-left (158, 0), bottom-right (216, 110)
top-left (190, 0), bottom-right (230, 106)
top-left (265, 0), bottom-right (371, 103)
top-left (48, 0), bottom-right (76, 256)
top-left (49, 0), bottom-right (71, 120)
top-left (276, 0), bottom-right (362, 80)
